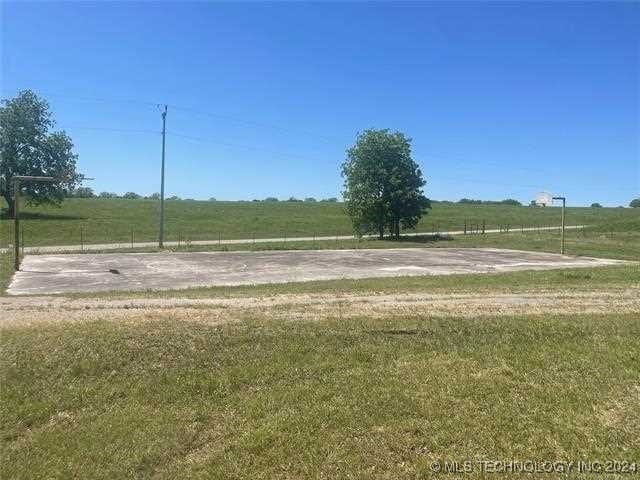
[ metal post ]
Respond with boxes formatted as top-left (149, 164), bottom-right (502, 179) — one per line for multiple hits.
top-left (11, 176), bottom-right (56, 270)
top-left (158, 105), bottom-right (167, 248)
top-left (80, 227), bottom-right (84, 252)
top-left (561, 198), bottom-right (565, 254)
top-left (13, 180), bottom-right (20, 271)
top-left (553, 196), bottom-right (566, 254)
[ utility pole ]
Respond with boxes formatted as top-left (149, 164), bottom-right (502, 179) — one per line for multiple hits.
top-left (159, 105), bottom-right (167, 248)
top-left (553, 196), bottom-right (566, 254)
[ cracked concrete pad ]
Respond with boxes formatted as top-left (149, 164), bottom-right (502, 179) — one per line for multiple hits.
top-left (7, 247), bottom-right (627, 295)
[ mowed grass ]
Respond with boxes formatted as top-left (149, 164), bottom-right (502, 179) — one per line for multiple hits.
top-left (1, 197), bottom-right (637, 247)
top-left (2, 313), bottom-right (638, 479)
top-left (0, 251), bottom-right (12, 294)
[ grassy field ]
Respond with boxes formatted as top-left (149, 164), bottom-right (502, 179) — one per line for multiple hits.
top-left (2, 312), bottom-right (638, 479)
top-left (2, 200), bottom-right (638, 478)
top-left (1, 197), bottom-right (637, 247)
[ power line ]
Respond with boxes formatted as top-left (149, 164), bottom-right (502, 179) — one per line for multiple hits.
top-left (168, 104), bottom-right (345, 145)
top-left (166, 130), bottom-right (326, 163)
top-left (59, 126), bottom-right (160, 135)
top-left (433, 174), bottom-right (546, 192)
top-left (22, 91), bottom-right (346, 147)
top-left (417, 152), bottom-right (562, 179)
top-left (33, 91), bottom-right (569, 179)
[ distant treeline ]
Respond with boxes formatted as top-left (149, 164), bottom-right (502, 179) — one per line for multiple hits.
top-left (257, 197), bottom-right (338, 203)
top-left (430, 198), bottom-right (523, 206)
top-left (53, 189), bottom-right (640, 209)
top-left (66, 188), bottom-right (339, 203)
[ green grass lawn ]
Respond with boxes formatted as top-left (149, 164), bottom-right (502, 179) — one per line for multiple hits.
top-left (2, 312), bottom-right (638, 479)
top-left (0, 251), bottom-right (13, 294)
top-left (1, 198), bottom-right (637, 247)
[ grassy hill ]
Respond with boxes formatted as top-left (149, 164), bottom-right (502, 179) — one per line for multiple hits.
top-left (1, 198), bottom-right (637, 248)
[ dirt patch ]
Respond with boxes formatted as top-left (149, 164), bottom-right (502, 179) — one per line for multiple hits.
top-left (1, 289), bottom-right (638, 327)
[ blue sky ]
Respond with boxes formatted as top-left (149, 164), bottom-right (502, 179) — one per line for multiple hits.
top-left (2, 1), bottom-right (638, 206)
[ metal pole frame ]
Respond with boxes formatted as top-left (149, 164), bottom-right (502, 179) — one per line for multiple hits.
top-left (11, 176), bottom-right (57, 270)
top-left (552, 196), bottom-right (566, 254)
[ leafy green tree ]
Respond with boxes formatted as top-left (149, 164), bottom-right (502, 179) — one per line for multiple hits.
top-left (0, 90), bottom-right (82, 217)
top-left (342, 129), bottom-right (429, 239)
top-left (264, 197), bottom-right (278, 202)
top-left (304, 197), bottom-right (316, 202)
top-left (99, 191), bottom-right (119, 198)
top-left (70, 187), bottom-right (95, 198)
top-left (122, 192), bottom-right (141, 199)
top-left (501, 199), bottom-right (522, 206)
top-left (590, 202), bottom-right (602, 208)
top-left (630, 198), bottom-right (640, 208)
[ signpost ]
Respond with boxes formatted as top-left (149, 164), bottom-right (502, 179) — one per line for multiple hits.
top-left (11, 176), bottom-right (57, 270)
top-left (535, 191), bottom-right (566, 255)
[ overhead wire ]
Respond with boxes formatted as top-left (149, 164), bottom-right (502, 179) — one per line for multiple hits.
top-left (32, 92), bottom-right (580, 192)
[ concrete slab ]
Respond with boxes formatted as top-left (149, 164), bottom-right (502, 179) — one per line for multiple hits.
top-left (7, 248), bottom-right (627, 295)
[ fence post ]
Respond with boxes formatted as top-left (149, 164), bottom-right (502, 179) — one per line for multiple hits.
top-left (464, 220), bottom-right (467, 235)
top-left (80, 227), bottom-right (84, 252)
top-left (21, 225), bottom-right (24, 255)
top-left (218, 232), bottom-right (221, 245)
top-left (482, 220), bottom-right (485, 234)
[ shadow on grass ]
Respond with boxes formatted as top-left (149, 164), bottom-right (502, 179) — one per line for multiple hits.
top-left (0, 209), bottom-right (86, 221)
top-left (394, 234), bottom-right (454, 244)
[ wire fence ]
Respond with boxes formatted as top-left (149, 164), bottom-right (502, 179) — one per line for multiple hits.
top-left (1, 219), bottom-right (601, 253)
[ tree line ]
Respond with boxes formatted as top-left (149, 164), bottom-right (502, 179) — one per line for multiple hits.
top-left (65, 188), bottom-right (340, 203)
top-left (457, 198), bottom-right (522, 206)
